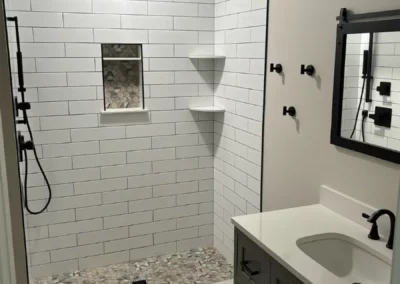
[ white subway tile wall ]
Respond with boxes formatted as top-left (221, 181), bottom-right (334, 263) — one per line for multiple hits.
top-left (342, 32), bottom-right (400, 151)
top-left (213, 0), bottom-right (266, 263)
top-left (5, 0), bottom-right (266, 277)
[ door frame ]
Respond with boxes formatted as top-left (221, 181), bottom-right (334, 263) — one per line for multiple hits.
top-left (0, 0), bottom-right (29, 282)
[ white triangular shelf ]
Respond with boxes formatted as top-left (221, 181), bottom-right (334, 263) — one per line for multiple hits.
top-left (188, 54), bottom-right (226, 59)
top-left (189, 106), bottom-right (225, 113)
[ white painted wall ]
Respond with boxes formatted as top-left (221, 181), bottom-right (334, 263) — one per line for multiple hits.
top-left (213, 0), bottom-right (267, 263)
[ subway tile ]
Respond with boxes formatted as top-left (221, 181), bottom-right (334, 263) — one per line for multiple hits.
top-left (28, 235), bottom-right (77, 253)
top-left (175, 96), bottom-right (214, 109)
top-left (75, 178), bottom-right (127, 195)
top-left (235, 156), bottom-right (261, 180)
top-left (47, 193), bottom-right (102, 211)
top-left (152, 110), bottom-right (197, 123)
top-left (51, 243), bottom-right (103, 262)
top-left (148, 2), bottom-right (198, 17)
top-left (153, 181), bottom-right (198, 197)
top-left (154, 204), bottom-right (198, 221)
top-left (236, 129), bottom-right (261, 150)
top-left (64, 13), bottom-right (120, 28)
top-left (150, 84), bottom-right (198, 97)
top-left (76, 202), bottom-right (128, 220)
top-left (20, 43), bottom-right (65, 58)
top-left (126, 123), bottom-right (175, 138)
top-left (36, 58), bottom-right (95, 73)
top-left (146, 98), bottom-right (175, 110)
top-left (38, 87), bottom-right (97, 102)
top-left (31, 0), bottom-right (92, 13)
top-left (27, 102), bottom-right (69, 117)
top-left (175, 71), bottom-right (214, 84)
top-left (41, 114), bottom-right (98, 130)
top-left (105, 235), bottom-right (153, 253)
top-left (93, 0), bottom-right (147, 15)
top-left (237, 43), bottom-right (265, 59)
top-left (104, 211), bottom-right (153, 229)
top-left (130, 243), bottom-right (176, 261)
top-left (100, 138), bottom-right (151, 153)
top-left (102, 187), bottom-right (152, 204)
top-left (174, 17), bottom-right (214, 31)
top-left (174, 45), bottom-right (214, 57)
top-left (27, 209), bottom-right (75, 228)
top-left (66, 44), bottom-right (101, 57)
top-left (67, 72), bottom-right (102, 87)
top-left (177, 190), bottom-right (213, 205)
top-left (128, 172), bottom-right (176, 188)
top-left (94, 29), bottom-right (148, 43)
top-left (71, 127), bottom-right (125, 142)
top-left (26, 226), bottom-right (49, 241)
top-left (154, 227), bottom-right (198, 244)
top-left (177, 213), bottom-right (213, 229)
top-left (142, 44), bottom-right (174, 58)
top-left (129, 196), bottom-right (176, 213)
top-left (78, 227), bottom-right (129, 245)
top-left (22, 157), bottom-right (72, 174)
top-left (73, 152), bottom-right (126, 169)
top-left (238, 9), bottom-right (267, 28)
top-left (26, 130), bottom-right (71, 145)
top-left (5, 0), bottom-right (30, 10)
top-left (49, 218), bottom-right (103, 237)
top-left (24, 73), bottom-right (67, 88)
top-left (177, 236), bottom-right (213, 251)
top-left (224, 187), bottom-right (246, 212)
top-left (127, 148), bottom-right (175, 163)
top-left (79, 251), bottom-right (129, 270)
top-left (7, 11), bottom-right (63, 27)
top-left (144, 71), bottom-right (175, 84)
top-left (34, 28), bottom-right (94, 42)
top-left (176, 122), bottom-right (213, 134)
top-left (150, 58), bottom-right (197, 71)
top-left (43, 141), bottom-right (99, 158)
top-left (101, 163), bottom-right (152, 179)
top-left (235, 182), bottom-right (260, 209)
top-left (237, 73), bottom-right (264, 91)
top-left (199, 224), bottom-right (213, 236)
top-left (30, 260), bottom-right (78, 278)
top-left (199, 202), bottom-right (213, 214)
top-left (129, 219), bottom-right (176, 237)
top-left (176, 145), bottom-right (213, 158)
top-left (149, 31), bottom-right (198, 44)
top-left (153, 158), bottom-right (199, 173)
top-left (122, 15), bottom-right (173, 30)
top-left (30, 251), bottom-right (50, 266)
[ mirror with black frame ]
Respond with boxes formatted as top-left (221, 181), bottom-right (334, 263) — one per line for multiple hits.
top-left (331, 8), bottom-right (400, 164)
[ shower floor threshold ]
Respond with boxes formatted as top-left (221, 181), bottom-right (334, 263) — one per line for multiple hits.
top-left (31, 247), bottom-right (233, 284)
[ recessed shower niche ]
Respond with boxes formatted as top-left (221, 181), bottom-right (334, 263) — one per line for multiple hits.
top-left (101, 44), bottom-right (145, 111)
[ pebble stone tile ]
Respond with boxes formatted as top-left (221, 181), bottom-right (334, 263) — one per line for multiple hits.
top-left (31, 247), bottom-right (234, 284)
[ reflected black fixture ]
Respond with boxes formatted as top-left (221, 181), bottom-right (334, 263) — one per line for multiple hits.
top-left (330, 7), bottom-right (400, 164)
top-left (369, 107), bottom-right (392, 128)
top-left (283, 106), bottom-right (296, 117)
top-left (377, 82), bottom-right (391, 96)
top-left (270, 63), bottom-right (283, 74)
top-left (362, 209), bottom-right (396, 250)
top-left (300, 64), bottom-right (315, 76)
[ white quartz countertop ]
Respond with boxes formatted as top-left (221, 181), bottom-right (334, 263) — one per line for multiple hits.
top-left (232, 205), bottom-right (393, 284)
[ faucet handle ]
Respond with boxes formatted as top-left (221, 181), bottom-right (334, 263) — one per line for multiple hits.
top-left (362, 212), bottom-right (380, 240)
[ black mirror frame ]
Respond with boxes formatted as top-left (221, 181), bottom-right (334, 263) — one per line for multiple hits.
top-left (330, 8), bottom-right (400, 164)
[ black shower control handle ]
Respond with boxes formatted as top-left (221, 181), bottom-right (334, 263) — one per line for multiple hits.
top-left (283, 106), bottom-right (296, 117)
top-left (301, 64), bottom-right (315, 76)
top-left (270, 63), bottom-right (283, 74)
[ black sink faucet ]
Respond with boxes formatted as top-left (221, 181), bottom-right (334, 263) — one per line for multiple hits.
top-left (362, 209), bottom-right (396, 250)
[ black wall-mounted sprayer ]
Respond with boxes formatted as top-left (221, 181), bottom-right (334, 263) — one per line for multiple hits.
top-left (7, 16), bottom-right (52, 215)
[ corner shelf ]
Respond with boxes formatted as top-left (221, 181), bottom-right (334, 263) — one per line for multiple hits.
top-left (100, 108), bottom-right (149, 115)
top-left (189, 106), bottom-right (225, 113)
top-left (188, 54), bottom-right (226, 59)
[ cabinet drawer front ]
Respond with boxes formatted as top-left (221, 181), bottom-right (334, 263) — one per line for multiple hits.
top-left (271, 260), bottom-right (303, 284)
top-left (235, 229), bottom-right (271, 284)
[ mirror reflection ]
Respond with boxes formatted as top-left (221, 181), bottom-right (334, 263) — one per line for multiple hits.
top-left (341, 32), bottom-right (400, 151)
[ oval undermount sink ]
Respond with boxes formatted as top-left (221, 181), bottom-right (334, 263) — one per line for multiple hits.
top-left (297, 233), bottom-right (391, 284)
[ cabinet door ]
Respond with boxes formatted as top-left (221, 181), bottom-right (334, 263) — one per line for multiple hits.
top-left (271, 261), bottom-right (303, 284)
top-left (235, 230), bottom-right (271, 284)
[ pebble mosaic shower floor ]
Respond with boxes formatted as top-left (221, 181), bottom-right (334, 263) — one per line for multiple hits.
top-left (31, 247), bottom-right (233, 284)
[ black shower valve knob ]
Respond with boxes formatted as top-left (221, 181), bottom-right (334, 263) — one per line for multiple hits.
top-left (301, 64), bottom-right (315, 76)
top-left (14, 97), bottom-right (31, 117)
top-left (283, 106), bottom-right (296, 117)
top-left (270, 63), bottom-right (283, 74)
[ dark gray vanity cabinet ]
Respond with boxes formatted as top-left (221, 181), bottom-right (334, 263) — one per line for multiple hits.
top-left (234, 229), bottom-right (303, 284)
